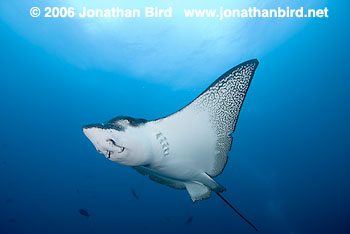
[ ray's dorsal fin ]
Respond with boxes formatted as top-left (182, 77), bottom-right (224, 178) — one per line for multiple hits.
top-left (172, 59), bottom-right (259, 177)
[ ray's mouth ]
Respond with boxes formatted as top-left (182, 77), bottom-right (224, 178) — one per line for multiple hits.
top-left (103, 147), bottom-right (125, 159)
top-left (96, 149), bottom-right (112, 158)
top-left (103, 150), bottom-right (112, 159)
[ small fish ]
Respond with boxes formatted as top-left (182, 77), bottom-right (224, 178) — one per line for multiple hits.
top-left (185, 216), bottom-right (194, 224)
top-left (78, 209), bottom-right (90, 217)
top-left (131, 188), bottom-right (139, 199)
top-left (6, 199), bottom-right (13, 204)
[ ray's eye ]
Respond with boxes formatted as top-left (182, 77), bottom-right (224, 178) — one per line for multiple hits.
top-left (107, 139), bottom-right (117, 146)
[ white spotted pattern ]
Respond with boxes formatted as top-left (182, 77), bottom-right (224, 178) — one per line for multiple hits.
top-left (184, 59), bottom-right (259, 177)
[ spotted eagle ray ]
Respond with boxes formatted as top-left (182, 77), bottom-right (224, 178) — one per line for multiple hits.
top-left (83, 59), bottom-right (259, 231)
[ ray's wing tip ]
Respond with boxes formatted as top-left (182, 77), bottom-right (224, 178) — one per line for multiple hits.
top-left (252, 58), bottom-right (259, 66)
top-left (244, 58), bottom-right (259, 68)
top-left (226, 59), bottom-right (259, 78)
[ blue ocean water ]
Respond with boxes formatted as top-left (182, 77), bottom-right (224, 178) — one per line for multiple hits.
top-left (0, 1), bottom-right (349, 234)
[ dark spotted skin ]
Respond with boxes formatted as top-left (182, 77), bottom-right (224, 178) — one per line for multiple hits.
top-left (185, 59), bottom-right (259, 177)
top-left (83, 116), bottom-right (148, 131)
top-left (107, 116), bottom-right (148, 127)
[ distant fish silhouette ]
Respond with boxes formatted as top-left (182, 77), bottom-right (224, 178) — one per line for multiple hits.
top-left (8, 218), bottom-right (16, 223)
top-left (6, 198), bottom-right (13, 204)
top-left (78, 209), bottom-right (90, 217)
top-left (185, 216), bottom-right (194, 224)
top-left (131, 188), bottom-right (139, 199)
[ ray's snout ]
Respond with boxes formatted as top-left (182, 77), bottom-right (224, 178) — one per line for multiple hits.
top-left (82, 124), bottom-right (104, 151)
top-left (82, 125), bottom-right (94, 140)
top-left (82, 124), bottom-right (103, 138)
top-left (82, 124), bottom-right (119, 157)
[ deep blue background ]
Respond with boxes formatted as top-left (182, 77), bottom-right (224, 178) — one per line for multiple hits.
top-left (0, 1), bottom-right (349, 234)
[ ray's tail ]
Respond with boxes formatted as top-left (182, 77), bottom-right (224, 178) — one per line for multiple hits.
top-left (215, 192), bottom-right (258, 232)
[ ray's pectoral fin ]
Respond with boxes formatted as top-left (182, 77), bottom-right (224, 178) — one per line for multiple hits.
top-left (184, 181), bottom-right (211, 202)
top-left (133, 166), bottom-right (186, 190)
